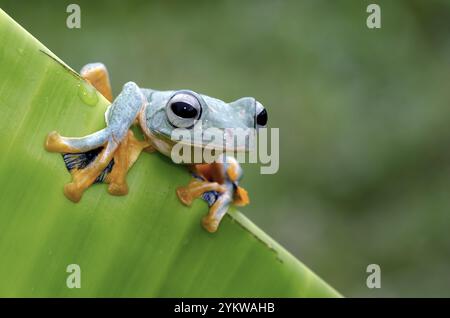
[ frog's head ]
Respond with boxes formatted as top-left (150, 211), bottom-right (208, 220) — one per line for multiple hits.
top-left (140, 89), bottom-right (268, 157)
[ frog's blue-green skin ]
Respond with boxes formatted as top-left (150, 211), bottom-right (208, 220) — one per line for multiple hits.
top-left (61, 83), bottom-right (264, 156)
top-left (45, 63), bottom-right (267, 232)
top-left (136, 86), bottom-right (266, 156)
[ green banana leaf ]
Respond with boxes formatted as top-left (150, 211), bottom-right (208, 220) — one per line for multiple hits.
top-left (0, 9), bottom-right (340, 297)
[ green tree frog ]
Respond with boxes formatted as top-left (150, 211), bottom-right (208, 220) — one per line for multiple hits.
top-left (45, 63), bottom-right (268, 232)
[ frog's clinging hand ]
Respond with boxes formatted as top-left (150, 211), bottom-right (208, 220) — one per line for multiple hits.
top-left (44, 63), bottom-right (268, 233)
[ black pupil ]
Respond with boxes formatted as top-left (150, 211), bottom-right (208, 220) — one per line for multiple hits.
top-left (256, 109), bottom-right (268, 126)
top-left (171, 102), bottom-right (198, 119)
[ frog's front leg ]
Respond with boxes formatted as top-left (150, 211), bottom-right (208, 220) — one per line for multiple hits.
top-left (45, 82), bottom-right (146, 202)
top-left (177, 157), bottom-right (250, 233)
top-left (176, 179), bottom-right (226, 206)
top-left (202, 192), bottom-right (233, 233)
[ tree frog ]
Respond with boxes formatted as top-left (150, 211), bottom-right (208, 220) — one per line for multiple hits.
top-left (45, 63), bottom-right (268, 232)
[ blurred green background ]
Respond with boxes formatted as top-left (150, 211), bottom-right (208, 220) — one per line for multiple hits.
top-left (2, 0), bottom-right (450, 297)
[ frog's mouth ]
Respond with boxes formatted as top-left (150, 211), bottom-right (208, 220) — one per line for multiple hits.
top-left (150, 128), bottom-right (253, 159)
top-left (175, 127), bottom-right (252, 151)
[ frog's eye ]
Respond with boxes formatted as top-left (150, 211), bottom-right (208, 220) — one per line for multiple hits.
top-left (166, 92), bottom-right (202, 128)
top-left (255, 101), bottom-right (268, 129)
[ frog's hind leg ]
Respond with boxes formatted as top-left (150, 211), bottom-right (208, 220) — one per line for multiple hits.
top-left (105, 130), bottom-right (153, 196)
top-left (55, 130), bottom-right (147, 201)
top-left (79, 63), bottom-right (148, 195)
top-left (64, 139), bottom-right (119, 202)
top-left (46, 82), bottom-right (146, 202)
top-left (80, 63), bottom-right (113, 102)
